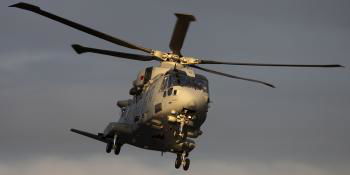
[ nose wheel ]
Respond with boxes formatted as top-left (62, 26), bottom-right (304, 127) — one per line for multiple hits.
top-left (175, 152), bottom-right (191, 171)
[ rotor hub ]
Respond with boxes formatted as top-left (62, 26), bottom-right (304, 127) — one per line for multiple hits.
top-left (152, 50), bottom-right (179, 61)
top-left (152, 50), bottom-right (200, 64)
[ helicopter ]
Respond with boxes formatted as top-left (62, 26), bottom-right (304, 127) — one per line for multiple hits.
top-left (10, 2), bottom-right (343, 171)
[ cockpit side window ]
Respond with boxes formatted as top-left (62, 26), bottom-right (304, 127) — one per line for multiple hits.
top-left (161, 76), bottom-right (168, 90)
top-left (177, 73), bottom-right (191, 86)
top-left (164, 72), bottom-right (209, 92)
top-left (194, 77), bottom-right (209, 93)
top-left (168, 74), bottom-right (178, 87)
top-left (143, 67), bottom-right (153, 84)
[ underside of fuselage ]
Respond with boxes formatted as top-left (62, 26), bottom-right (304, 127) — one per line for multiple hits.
top-left (126, 123), bottom-right (195, 153)
top-left (108, 107), bottom-right (206, 153)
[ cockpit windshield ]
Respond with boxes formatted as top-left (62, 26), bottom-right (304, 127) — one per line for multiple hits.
top-left (163, 71), bottom-right (209, 92)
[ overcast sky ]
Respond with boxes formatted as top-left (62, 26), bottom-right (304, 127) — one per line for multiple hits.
top-left (1, 0), bottom-right (349, 175)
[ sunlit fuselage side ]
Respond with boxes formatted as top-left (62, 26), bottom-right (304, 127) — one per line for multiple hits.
top-left (117, 64), bottom-right (209, 153)
top-left (155, 72), bottom-right (209, 129)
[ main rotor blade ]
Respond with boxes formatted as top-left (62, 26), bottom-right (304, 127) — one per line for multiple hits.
top-left (190, 65), bottom-right (275, 88)
top-left (199, 60), bottom-right (344, 68)
top-left (71, 44), bottom-right (157, 61)
top-left (10, 2), bottom-right (153, 54)
top-left (169, 13), bottom-right (196, 56)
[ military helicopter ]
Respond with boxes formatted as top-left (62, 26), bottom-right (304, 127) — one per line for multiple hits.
top-left (11, 2), bottom-right (343, 171)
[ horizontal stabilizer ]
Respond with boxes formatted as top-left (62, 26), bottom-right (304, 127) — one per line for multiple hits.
top-left (70, 128), bottom-right (108, 143)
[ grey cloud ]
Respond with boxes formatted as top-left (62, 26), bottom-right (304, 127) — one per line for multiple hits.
top-left (1, 0), bottom-right (349, 174)
top-left (1, 155), bottom-right (349, 175)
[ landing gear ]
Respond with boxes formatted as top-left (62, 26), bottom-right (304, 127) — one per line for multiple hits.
top-left (106, 134), bottom-right (122, 155)
top-left (175, 157), bottom-right (182, 169)
top-left (113, 134), bottom-right (120, 155)
top-left (175, 152), bottom-right (191, 171)
top-left (183, 158), bottom-right (190, 171)
top-left (106, 142), bottom-right (113, 153)
top-left (169, 113), bottom-right (193, 140)
top-left (114, 144), bottom-right (121, 155)
top-left (168, 109), bottom-right (198, 141)
top-left (178, 116), bottom-right (187, 139)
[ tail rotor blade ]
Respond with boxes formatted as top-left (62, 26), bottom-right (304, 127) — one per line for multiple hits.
top-left (71, 44), bottom-right (157, 61)
top-left (169, 13), bottom-right (196, 56)
top-left (10, 2), bottom-right (153, 54)
top-left (191, 65), bottom-right (275, 88)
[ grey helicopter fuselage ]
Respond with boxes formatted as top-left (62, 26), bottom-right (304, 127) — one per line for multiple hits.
top-left (105, 61), bottom-right (210, 153)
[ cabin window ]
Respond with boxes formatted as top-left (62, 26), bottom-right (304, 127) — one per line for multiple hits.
top-left (168, 88), bottom-right (173, 96)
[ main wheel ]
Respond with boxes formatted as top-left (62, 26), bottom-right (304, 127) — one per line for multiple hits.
top-left (175, 157), bottom-right (182, 169)
top-left (183, 158), bottom-right (190, 171)
top-left (114, 145), bottom-right (121, 155)
top-left (106, 143), bottom-right (112, 153)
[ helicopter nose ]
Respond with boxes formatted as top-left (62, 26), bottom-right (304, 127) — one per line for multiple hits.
top-left (176, 87), bottom-right (208, 113)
